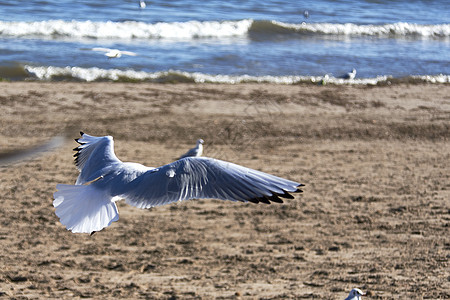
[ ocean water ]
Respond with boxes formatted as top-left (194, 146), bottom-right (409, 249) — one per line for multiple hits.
top-left (0, 0), bottom-right (449, 84)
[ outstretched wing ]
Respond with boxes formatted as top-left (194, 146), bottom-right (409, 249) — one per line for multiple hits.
top-left (73, 132), bottom-right (121, 185)
top-left (118, 157), bottom-right (303, 209)
top-left (121, 51), bottom-right (137, 56)
top-left (91, 47), bottom-right (112, 53)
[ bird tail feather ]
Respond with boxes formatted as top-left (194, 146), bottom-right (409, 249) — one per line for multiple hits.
top-left (53, 184), bottom-right (118, 234)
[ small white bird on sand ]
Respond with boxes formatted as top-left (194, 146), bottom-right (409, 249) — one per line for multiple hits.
top-left (342, 68), bottom-right (357, 80)
top-left (345, 288), bottom-right (366, 300)
top-left (53, 132), bottom-right (303, 234)
top-left (178, 139), bottom-right (204, 159)
top-left (91, 47), bottom-right (138, 58)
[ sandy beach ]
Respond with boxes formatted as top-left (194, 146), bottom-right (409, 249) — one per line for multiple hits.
top-left (0, 82), bottom-right (449, 299)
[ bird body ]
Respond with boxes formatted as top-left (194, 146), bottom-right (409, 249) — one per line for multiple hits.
top-left (342, 68), bottom-right (357, 80)
top-left (53, 133), bottom-right (303, 234)
top-left (91, 47), bottom-right (137, 58)
top-left (178, 138), bottom-right (204, 159)
top-left (345, 288), bottom-right (366, 300)
top-left (303, 10), bottom-right (309, 19)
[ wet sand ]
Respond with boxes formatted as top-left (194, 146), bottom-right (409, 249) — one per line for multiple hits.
top-left (0, 82), bottom-right (449, 299)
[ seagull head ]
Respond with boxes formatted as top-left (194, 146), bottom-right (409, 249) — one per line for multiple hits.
top-left (197, 139), bottom-right (204, 145)
top-left (345, 288), bottom-right (366, 300)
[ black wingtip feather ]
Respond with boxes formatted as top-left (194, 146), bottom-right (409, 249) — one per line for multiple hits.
top-left (277, 191), bottom-right (295, 199)
top-left (246, 198), bottom-right (260, 204)
top-left (258, 196), bottom-right (272, 204)
top-left (73, 132), bottom-right (86, 166)
top-left (247, 188), bottom-right (303, 205)
top-left (74, 139), bottom-right (85, 146)
top-left (268, 195), bottom-right (283, 203)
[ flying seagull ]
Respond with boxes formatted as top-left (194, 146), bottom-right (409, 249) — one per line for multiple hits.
top-left (53, 132), bottom-right (303, 234)
top-left (90, 47), bottom-right (138, 58)
top-left (345, 288), bottom-right (366, 300)
top-left (178, 139), bottom-right (204, 159)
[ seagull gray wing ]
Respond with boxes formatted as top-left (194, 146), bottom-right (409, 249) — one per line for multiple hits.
top-left (118, 157), bottom-right (303, 209)
top-left (73, 132), bottom-right (121, 185)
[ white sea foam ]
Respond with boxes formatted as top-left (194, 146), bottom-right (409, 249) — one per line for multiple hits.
top-left (25, 65), bottom-right (428, 85)
top-left (411, 74), bottom-right (450, 83)
top-left (183, 72), bottom-right (389, 85)
top-left (273, 21), bottom-right (450, 38)
top-left (25, 66), bottom-right (156, 81)
top-left (1, 20), bottom-right (449, 40)
top-left (0, 19), bottom-right (253, 39)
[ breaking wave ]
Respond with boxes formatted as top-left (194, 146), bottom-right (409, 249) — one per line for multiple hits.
top-left (266, 21), bottom-right (450, 38)
top-left (22, 65), bottom-right (450, 85)
top-left (0, 19), bottom-right (252, 39)
top-left (0, 19), bottom-right (448, 40)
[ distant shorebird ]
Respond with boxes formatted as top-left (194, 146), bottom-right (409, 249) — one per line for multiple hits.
top-left (139, 0), bottom-right (146, 9)
top-left (342, 68), bottom-right (357, 80)
top-left (53, 132), bottom-right (303, 234)
top-left (90, 47), bottom-right (138, 59)
top-left (178, 139), bottom-right (204, 159)
top-left (345, 288), bottom-right (366, 300)
top-left (303, 10), bottom-right (309, 19)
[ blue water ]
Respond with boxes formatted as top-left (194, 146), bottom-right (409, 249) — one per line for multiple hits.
top-left (0, 0), bottom-right (449, 83)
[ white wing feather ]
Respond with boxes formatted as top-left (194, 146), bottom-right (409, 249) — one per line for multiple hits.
top-left (120, 51), bottom-right (137, 56)
top-left (91, 47), bottom-right (113, 53)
